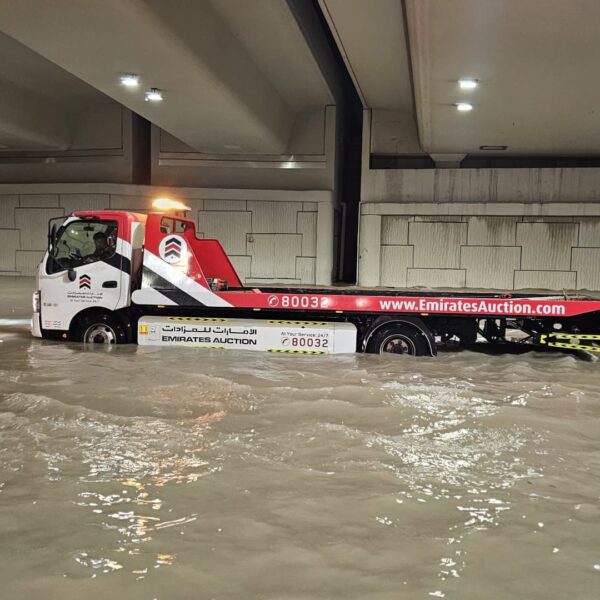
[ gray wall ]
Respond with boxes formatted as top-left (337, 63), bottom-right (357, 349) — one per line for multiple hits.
top-left (0, 106), bottom-right (340, 285)
top-left (0, 184), bottom-right (334, 285)
top-left (150, 106), bottom-right (339, 191)
top-left (358, 109), bottom-right (600, 291)
top-left (359, 205), bottom-right (600, 291)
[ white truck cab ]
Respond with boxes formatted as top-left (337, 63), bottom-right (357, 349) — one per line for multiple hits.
top-left (32, 210), bottom-right (146, 342)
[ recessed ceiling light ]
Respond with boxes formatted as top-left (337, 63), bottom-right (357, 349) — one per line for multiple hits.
top-left (458, 79), bottom-right (478, 90)
top-left (145, 88), bottom-right (163, 102)
top-left (456, 102), bottom-right (473, 112)
top-left (120, 74), bottom-right (139, 87)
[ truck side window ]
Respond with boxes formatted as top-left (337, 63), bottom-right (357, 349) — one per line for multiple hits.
top-left (47, 220), bottom-right (118, 274)
top-left (160, 217), bottom-right (186, 234)
top-left (160, 218), bottom-right (174, 234)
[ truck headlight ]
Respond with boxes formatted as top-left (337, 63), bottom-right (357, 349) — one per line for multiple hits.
top-left (32, 290), bottom-right (40, 313)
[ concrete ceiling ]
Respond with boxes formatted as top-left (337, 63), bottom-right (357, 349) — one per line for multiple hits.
top-left (0, 31), bottom-right (113, 150)
top-left (1, 0), bottom-right (599, 158)
top-left (323, 0), bottom-right (600, 156)
top-left (0, 0), bottom-right (333, 155)
top-left (406, 0), bottom-right (600, 155)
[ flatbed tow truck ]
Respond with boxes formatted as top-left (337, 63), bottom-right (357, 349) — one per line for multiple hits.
top-left (31, 200), bottom-right (600, 357)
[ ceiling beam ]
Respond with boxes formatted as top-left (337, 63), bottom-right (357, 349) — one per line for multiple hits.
top-left (403, 0), bottom-right (432, 153)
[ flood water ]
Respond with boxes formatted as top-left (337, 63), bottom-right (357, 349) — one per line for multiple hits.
top-left (1, 277), bottom-right (599, 599)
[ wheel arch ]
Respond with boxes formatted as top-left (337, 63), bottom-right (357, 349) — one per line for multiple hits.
top-left (68, 306), bottom-right (134, 342)
top-left (362, 316), bottom-right (437, 356)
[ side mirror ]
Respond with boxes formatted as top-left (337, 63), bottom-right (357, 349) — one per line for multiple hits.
top-left (67, 269), bottom-right (77, 282)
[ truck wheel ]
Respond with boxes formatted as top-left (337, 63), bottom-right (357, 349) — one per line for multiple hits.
top-left (79, 313), bottom-right (128, 344)
top-left (367, 323), bottom-right (430, 356)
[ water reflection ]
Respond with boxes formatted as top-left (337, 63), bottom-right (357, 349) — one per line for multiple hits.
top-left (0, 380), bottom-right (228, 579)
top-left (72, 411), bottom-right (225, 578)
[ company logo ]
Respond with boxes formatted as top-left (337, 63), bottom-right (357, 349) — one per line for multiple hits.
top-left (267, 295), bottom-right (279, 307)
top-left (79, 274), bottom-right (91, 289)
top-left (159, 235), bottom-right (187, 264)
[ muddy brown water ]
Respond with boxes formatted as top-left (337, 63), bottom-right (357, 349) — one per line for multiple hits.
top-left (1, 278), bottom-right (599, 599)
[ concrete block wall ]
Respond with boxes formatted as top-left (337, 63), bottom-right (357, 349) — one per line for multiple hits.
top-left (198, 200), bottom-right (318, 284)
top-left (359, 203), bottom-right (600, 291)
top-left (0, 185), bottom-right (333, 285)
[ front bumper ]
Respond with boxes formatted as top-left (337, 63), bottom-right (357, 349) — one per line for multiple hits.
top-left (31, 312), bottom-right (42, 338)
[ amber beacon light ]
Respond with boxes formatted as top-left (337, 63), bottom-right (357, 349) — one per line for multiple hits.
top-left (152, 198), bottom-right (191, 214)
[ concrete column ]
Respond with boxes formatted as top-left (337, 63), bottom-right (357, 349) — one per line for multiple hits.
top-left (359, 108), bottom-right (373, 204)
top-left (358, 213), bottom-right (381, 287)
top-left (357, 107), bottom-right (378, 288)
top-left (316, 199), bottom-right (334, 285)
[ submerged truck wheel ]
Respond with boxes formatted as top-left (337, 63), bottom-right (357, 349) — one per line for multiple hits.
top-left (77, 312), bottom-right (129, 344)
top-left (367, 323), bottom-right (430, 356)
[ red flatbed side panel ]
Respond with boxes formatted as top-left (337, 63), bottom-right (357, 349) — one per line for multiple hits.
top-left (187, 238), bottom-right (242, 288)
top-left (216, 290), bottom-right (600, 318)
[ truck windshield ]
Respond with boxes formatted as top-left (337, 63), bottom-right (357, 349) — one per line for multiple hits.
top-left (47, 220), bottom-right (118, 274)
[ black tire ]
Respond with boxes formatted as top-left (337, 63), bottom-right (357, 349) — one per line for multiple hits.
top-left (76, 312), bottom-right (129, 345)
top-left (367, 323), bottom-right (430, 356)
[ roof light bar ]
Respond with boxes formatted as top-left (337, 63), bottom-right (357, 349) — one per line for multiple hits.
top-left (152, 198), bottom-right (191, 212)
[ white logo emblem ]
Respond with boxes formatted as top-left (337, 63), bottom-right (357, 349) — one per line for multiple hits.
top-left (159, 235), bottom-right (187, 264)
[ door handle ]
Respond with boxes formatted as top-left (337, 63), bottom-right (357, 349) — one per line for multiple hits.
top-left (102, 280), bottom-right (118, 288)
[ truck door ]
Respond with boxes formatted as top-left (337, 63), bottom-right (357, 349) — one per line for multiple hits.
top-left (39, 218), bottom-right (126, 332)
